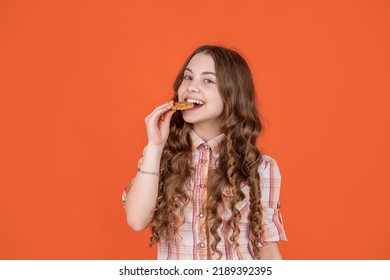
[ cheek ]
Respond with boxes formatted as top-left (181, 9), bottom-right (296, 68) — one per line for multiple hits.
top-left (177, 84), bottom-right (186, 99)
top-left (214, 95), bottom-right (224, 113)
top-left (208, 97), bottom-right (224, 116)
top-left (217, 103), bottom-right (224, 115)
top-left (178, 82), bottom-right (184, 91)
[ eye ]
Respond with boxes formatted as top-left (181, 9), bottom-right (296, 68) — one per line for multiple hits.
top-left (183, 75), bottom-right (192, 80)
top-left (204, 79), bottom-right (214, 84)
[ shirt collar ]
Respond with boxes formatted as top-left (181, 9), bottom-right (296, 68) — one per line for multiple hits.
top-left (190, 129), bottom-right (225, 153)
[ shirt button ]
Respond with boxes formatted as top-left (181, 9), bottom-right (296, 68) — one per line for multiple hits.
top-left (204, 145), bottom-right (209, 150)
top-left (199, 213), bottom-right (204, 218)
top-left (201, 159), bottom-right (207, 164)
top-left (199, 184), bottom-right (206, 188)
top-left (200, 243), bottom-right (205, 248)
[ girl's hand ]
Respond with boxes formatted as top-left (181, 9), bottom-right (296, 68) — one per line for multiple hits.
top-left (145, 100), bottom-right (175, 148)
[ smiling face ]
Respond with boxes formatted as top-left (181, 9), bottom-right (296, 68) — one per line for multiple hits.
top-left (177, 52), bottom-right (224, 136)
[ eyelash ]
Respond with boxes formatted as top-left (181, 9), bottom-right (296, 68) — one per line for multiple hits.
top-left (183, 75), bottom-right (214, 84)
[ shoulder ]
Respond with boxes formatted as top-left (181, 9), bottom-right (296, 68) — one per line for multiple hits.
top-left (258, 154), bottom-right (281, 179)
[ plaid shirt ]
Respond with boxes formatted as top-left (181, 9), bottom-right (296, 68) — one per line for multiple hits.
top-left (122, 130), bottom-right (287, 259)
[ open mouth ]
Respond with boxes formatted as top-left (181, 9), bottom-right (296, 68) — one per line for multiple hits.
top-left (185, 98), bottom-right (205, 109)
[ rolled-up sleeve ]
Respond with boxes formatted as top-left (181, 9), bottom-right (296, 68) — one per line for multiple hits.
top-left (121, 148), bottom-right (146, 207)
top-left (258, 155), bottom-right (288, 244)
top-left (122, 178), bottom-right (135, 207)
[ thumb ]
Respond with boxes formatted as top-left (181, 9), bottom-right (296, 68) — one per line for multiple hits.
top-left (163, 109), bottom-right (176, 124)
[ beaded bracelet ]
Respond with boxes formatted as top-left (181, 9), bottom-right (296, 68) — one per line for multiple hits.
top-left (137, 167), bottom-right (161, 176)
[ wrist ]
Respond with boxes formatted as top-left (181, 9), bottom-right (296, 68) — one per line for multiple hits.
top-left (145, 143), bottom-right (165, 155)
top-left (137, 167), bottom-right (161, 176)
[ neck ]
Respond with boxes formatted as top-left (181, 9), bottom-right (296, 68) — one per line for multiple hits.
top-left (192, 123), bottom-right (222, 141)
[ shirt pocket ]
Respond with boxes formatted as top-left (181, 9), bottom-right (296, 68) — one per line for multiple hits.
top-left (219, 186), bottom-right (250, 221)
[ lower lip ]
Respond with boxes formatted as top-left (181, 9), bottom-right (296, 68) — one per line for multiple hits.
top-left (187, 104), bottom-right (204, 110)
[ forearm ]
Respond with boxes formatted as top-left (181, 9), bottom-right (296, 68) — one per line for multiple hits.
top-left (125, 144), bottom-right (163, 231)
top-left (259, 242), bottom-right (283, 260)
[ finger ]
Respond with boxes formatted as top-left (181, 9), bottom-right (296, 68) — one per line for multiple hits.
top-left (159, 102), bottom-right (176, 121)
top-left (148, 100), bottom-right (174, 117)
top-left (160, 109), bottom-right (176, 124)
top-left (160, 108), bottom-right (174, 122)
top-left (146, 102), bottom-right (173, 122)
top-left (149, 102), bottom-right (174, 123)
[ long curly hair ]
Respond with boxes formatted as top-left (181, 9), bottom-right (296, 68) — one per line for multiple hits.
top-left (150, 45), bottom-right (265, 259)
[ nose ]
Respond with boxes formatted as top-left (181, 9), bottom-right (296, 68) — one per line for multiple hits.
top-left (187, 80), bottom-right (200, 93)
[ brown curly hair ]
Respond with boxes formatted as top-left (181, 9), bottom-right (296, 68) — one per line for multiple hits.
top-left (150, 45), bottom-right (265, 259)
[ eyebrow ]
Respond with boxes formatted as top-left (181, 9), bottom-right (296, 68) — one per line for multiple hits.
top-left (185, 68), bottom-right (216, 76)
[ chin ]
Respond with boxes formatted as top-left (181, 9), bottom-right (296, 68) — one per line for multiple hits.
top-left (182, 116), bottom-right (197, 124)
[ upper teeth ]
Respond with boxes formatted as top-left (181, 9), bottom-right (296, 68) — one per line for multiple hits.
top-left (186, 99), bottom-right (205, 105)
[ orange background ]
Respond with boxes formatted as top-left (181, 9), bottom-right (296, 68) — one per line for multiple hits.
top-left (1, 0), bottom-right (389, 259)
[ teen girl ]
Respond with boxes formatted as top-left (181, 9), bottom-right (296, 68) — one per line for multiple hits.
top-left (122, 45), bottom-right (287, 260)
